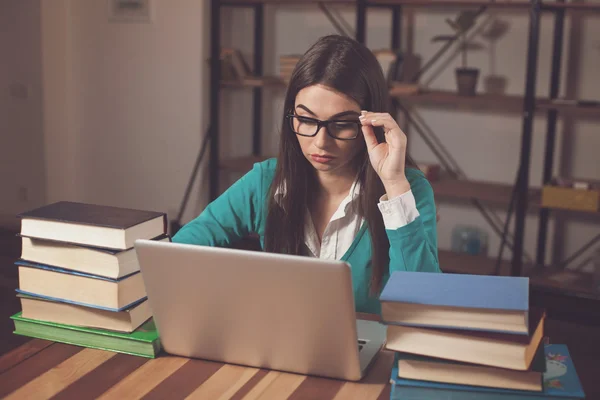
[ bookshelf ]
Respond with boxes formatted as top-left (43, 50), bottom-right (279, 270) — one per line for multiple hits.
top-left (220, 155), bottom-right (600, 221)
top-left (208, 0), bottom-right (600, 306)
top-left (370, 0), bottom-right (532, 7)
top-left (391, 89), bottom-right (527, 112)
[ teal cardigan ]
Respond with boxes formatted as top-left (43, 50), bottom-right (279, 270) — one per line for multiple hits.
top-left (172, 158), bottom-right (441, 314)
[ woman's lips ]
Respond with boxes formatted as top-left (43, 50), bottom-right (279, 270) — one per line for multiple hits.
top-left (310, 154), bottom-right (335, 163)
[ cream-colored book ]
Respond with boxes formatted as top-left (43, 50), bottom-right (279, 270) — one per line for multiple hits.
top-left (18, 261), bottom-right (146, 311)
top-left (19, 294), bottom-right (151, 333)
top-left (385, 309), bottom-right (546, 371)
top-left (396, 351), bottom-right (544, 392)
top-left (20, 235), bottom-right (169, 279)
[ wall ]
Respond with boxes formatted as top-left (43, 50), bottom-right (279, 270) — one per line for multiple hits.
top-left (221, 5), bottom-right (600, 269)
top-left (41, 0), bottom-right (77, 206)
top-left (40, 0), bottom-right (208, 227)
top-left (14, 2), bottom-right (598, 268)
top-left (0, 0), bottom-right (46, 227)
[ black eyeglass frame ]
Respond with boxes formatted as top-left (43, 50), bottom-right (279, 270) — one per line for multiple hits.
top-left (285, 114), bottom-right (362, 141)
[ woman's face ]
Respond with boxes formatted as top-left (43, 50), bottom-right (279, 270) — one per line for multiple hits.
top-left (292, 84), bottom-right (365, 176)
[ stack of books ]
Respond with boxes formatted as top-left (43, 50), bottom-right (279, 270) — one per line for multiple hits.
top-left (381, 271), bottom-right (585, 399)
top-left (10, 201), bottom-right (168, 358)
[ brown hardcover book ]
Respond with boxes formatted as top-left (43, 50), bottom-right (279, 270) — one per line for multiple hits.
top-left (385, 308), bottom-right (546, 371)
top-left (18, 201), bottom-right (166, 250)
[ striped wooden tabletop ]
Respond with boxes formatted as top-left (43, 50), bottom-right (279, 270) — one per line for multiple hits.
top-left (0, 339), bottom-right (394, 399)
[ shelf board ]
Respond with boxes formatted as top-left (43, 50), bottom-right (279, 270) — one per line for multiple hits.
top-left (219, 156), bottom-right (524, 209)
top-left (219, 0), bottom-right (600, 11)
top-left (220, 0), bottom-right (354, 4)
top-left (221, 77), bottom-right (285, 88)
top-left (222, 81), bottom-right (600, 119)
top-left (221, 0), bottom-right (532, 6)
top-left (431, 177), bottom-right (541, 208)
top-left (391, 89), bottom-right (526, 113)
top-left (370, 0), bottom-right (531, 7)
top-left (439, 249), bottom-right (514, 275)
top-left (536, 101), bottom-right (600, 118)
top-left (527, 267), bottom-right (600, 301)
top-left (220, 157), bottom-right (600, 218)
top-left (220, 156), bottom-right (536, 208)
top-left (543, 2), bottom-right (600, 12)
top-left (440, 249), bottom-right (600, 300)
top-left (219, 80), bottom-right (600, 121)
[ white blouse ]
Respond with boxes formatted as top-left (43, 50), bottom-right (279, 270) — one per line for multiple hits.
top-left (276, 180), bottom-right (420, 260)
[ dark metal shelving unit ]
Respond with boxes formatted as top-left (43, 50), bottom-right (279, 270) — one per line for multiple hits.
top-left (206, 0), bottom-right (600, 306)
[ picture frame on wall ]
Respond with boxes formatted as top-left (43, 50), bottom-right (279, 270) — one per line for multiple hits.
top-left (108, 0), bottom-right (153, 23)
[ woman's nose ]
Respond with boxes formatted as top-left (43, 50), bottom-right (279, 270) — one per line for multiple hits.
top-left (313, 126), bottom-right (332, 148)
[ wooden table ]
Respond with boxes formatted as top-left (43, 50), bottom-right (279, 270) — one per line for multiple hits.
top-left (1, 318), bottom-right (598, 399)
top-left (0, 339), bottom-right (393, 400)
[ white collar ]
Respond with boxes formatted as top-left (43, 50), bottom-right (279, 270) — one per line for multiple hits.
top-left (274, 178), bottom-right (361, 221)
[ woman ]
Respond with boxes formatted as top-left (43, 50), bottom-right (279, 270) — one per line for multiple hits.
top-left (173, 35), bottom-right (441, 314)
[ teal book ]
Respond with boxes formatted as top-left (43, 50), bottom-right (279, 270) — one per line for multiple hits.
top-left (11, 312), bottom-right (161, 358)
top-left (390, 344), bottom-right (585, 399)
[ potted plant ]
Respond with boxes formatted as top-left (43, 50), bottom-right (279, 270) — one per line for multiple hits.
top-left (480, 16), bottom-right (510, 95)
top-left (433, 10), bottom-right (484, 96)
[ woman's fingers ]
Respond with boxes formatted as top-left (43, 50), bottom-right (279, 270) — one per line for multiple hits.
top-left (361, 124), bottom-right (379, 152)
top-left (360, 112), bottom-right (398, 131)
top-left (360, 111), bottom-right (406, 149)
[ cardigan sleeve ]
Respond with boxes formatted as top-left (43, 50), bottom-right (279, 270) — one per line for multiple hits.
top-left (378, 190), bottom-right (420, 228)
top-left (385, 170), bottom-right (441, 274)
top-left (171, 162), bottom-right (265, 247)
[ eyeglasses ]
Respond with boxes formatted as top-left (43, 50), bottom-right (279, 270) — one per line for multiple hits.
top-left (286, 114), bottom-right (361, 140)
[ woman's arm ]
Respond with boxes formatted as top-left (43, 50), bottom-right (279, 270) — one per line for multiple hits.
top-left (379, 172), bottom-right (441, 274)
top-left (360, 111), bottom-right (440, 274)
top-left (171, 162), bottom-right (265, 247)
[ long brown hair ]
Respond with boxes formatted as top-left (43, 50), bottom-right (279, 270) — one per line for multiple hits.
top-left (264, 35), bottom-right (417, 294)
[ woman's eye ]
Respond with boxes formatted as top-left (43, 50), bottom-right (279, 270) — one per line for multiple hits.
top-left (334, 122), bottom-right (354, 128)
top-left (298, 117), bottom-right (318, 126)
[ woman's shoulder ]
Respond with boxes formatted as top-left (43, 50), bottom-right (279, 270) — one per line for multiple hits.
top-left (405, 166), bottom-right (427, 182)
top-left (249, 157), bottom-right (277, 178)
top-left (256, 157), bottom-right (278, 172)
top-left (244, 157), bottom-right (278, 189)
top-left (405, 167), bottom-right (434, 199)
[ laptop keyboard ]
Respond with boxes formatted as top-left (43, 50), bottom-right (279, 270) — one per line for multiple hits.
top-left (358, 339), bottom-right (367, 352)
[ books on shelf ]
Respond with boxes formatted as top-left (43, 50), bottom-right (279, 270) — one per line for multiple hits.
top-left (379, 270), bottom-right (585, 399)
top-left (12, 201), bottom-right (169, 356)
top-left (389, 344), bottom-right (585, 399)
top-left (11, 312), bottom-right (161, 358)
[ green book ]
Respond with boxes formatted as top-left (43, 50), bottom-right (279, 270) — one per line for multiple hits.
top-left (11, 312), bottom-right (161, 358)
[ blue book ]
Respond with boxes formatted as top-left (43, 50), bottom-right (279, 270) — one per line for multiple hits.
top-left (15, 260), bottom-right (146, 312)
top-left (389, 344), bottom-right (585, 399)
top-left (380, 271), bottom-right (530, 334)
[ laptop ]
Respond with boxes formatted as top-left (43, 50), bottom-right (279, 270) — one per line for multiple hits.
top-left (134, 239), bottom-right (386, 381)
